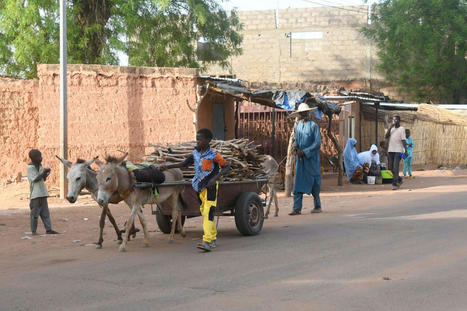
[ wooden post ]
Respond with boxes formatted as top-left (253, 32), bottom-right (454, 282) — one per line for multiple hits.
top-left (375, 102), bottom-right (379, 145)
top-left (186, 84), bottom-right (209, 138)
top-left (271, 108), bottom-right (276, 156)
top-left (284, 126), bottom-right (296, 197)
top-left (327, 115), bottom-right (344, 186)
top-left (234, 101), bottom-right (239, 139)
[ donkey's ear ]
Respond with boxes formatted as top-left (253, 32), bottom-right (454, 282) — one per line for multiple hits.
top-left (56, 155), bottom-right (72, 167)
top-left (115, 152), bottom-right (128, 164)
top-left (95, 158), bottom-right (104, 167)
top-left (84, 156), bottom-right (98, 167)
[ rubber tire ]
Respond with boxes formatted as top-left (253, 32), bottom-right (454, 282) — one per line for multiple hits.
top-left (155, 212), bottom-right (186, 234)
top-left (234, 192), bottom-right (264, 236)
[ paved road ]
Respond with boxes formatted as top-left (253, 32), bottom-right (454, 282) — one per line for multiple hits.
top-left (2, 179), bottom-right (467, 311)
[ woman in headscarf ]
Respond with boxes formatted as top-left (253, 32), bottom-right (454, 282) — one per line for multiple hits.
top-left (344, 138), bottom-right (364, 183)
top-left (358, 144), bottom-right (380, 166)
top-left (358, 144), bottom-right (381, 178)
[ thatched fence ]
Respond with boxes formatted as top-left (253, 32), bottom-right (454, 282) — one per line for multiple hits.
top-left (360, 104), bottom-right (467, 168)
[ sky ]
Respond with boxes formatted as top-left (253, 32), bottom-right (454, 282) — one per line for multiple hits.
top-left (221, 0), bottom-right (369, 11)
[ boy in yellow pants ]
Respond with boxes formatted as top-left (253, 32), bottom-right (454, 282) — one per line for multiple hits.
top-left (161, 129), bottom-right (229, 251)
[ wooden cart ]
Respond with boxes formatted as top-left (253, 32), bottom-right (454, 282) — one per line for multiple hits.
top-left (149, 179), bottom-right (268, 236)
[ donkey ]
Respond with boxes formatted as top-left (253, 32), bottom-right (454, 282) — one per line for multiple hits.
top-left (96, 154), bottom-right (185, 252)
top-left (56, 156), bottom-right (128, 248)
top-left (261, 155), bottom-right (280, 218)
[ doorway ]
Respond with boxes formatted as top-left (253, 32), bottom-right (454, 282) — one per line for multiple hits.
top-left (212, 103), bottom-right (225, 140)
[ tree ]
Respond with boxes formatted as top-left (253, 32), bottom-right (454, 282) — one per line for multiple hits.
top-left (0, 0), bottom-right (242, 78)
top-left (362, 0), bottom-right (467, 104)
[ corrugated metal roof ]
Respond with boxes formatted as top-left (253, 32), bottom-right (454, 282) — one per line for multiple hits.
top-left (362, 102), bottom-right (467, 110)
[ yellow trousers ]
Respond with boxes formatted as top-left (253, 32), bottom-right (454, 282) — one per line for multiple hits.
top-left (199, 183), bottom-right (218, 243)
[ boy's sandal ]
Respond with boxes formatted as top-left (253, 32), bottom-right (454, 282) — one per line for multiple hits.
top-left (197, 242), bottom-right (211, 252)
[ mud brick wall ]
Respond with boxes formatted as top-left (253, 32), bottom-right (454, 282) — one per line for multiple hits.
top-left (206, 6), bottom-right (382, 86)
top-left (36, 64), bottom-right (199, 184)
top-left (0, 77), bottom-right (39, 181)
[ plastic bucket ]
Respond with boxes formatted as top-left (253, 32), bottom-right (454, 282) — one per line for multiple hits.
top-left (367, 176), bottom-right (376, 185)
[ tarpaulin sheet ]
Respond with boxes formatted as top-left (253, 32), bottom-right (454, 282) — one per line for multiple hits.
top-left (202, 76), bottom-right (341, 116)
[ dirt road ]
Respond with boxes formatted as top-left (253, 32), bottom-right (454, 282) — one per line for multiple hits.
top-left (1, 169), bottom-right (466, 310)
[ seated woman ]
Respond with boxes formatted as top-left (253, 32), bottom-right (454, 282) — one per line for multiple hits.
top-left (344, 138), bottom-right (364, 183)
top-left (358, 144), bottom-right (380, 177)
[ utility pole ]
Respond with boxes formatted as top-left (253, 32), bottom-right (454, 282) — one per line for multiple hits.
top-left (59, 0), bottom-right (68, 199)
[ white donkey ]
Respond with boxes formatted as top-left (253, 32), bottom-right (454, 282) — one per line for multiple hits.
top-left (96, 154), bottom-right (186, 252)
top-left (261, 155), bottom-right (280, 218)
top-left (56, 156), bottom-right (135, 248)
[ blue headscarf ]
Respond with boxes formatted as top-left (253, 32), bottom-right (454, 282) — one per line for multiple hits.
top-left (344, 138), bottom-right (362, 181)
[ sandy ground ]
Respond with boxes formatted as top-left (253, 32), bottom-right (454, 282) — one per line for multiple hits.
top-left (1, 169), bottom-right (467, 311)
top-left (1, 168), bottom-right (466, 263)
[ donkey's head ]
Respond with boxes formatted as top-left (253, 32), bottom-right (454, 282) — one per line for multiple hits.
top-left (56, 156), bottom-right (97, 203)
top-left (96, 153), bottom-right (127, 206)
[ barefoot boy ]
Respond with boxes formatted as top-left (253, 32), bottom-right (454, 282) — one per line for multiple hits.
top-left (27, 149), bottom-right (58, 235)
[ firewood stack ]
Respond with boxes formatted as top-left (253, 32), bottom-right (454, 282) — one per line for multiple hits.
top-left (146, 139), bottom-right (268, 181)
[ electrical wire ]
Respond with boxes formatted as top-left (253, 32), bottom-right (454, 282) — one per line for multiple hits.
top-left (299, 0), bottom-right (369, 13)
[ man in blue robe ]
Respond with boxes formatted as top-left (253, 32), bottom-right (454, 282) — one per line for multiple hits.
top-left (289, 103), bottom-right (322, 215)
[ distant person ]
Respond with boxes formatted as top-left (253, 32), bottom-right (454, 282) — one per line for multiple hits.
top-left (289, 103), bottom-right (322, 215)
top-left (358, 144), bottom-right (380, 166)
top-left (344, 138), bottom-right (364, 183)
top-left (379, 141), bottom-right (388, 170)
top-left (403, 129), bottom-right (414, 178)
top-left (27, 149), bottom-right (59, 235)
top-left (358, 144), bottom-right (380, 178)
top-left (385, 115), bottom-right (408, 190)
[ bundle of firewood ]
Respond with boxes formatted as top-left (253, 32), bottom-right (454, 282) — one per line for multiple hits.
top-left (146, 139), bottom-right (268, 181)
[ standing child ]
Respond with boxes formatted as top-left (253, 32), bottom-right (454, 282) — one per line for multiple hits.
top-left (160, 129), bottom-right (229, 252)
top-left (403, 129), bottom-right (414, 178)
top-left (27, 149), bottom-right (59, 235)
top-left (379, 141), bottom-right (388, 170)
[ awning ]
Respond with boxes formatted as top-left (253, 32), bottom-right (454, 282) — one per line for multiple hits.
top-left (201, 76), bottom-right (342, 117)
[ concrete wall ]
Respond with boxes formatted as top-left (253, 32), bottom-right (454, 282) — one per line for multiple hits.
top-left (0, 77), bottom-right (39, 182)
top-left (206, 6), bottom-right (381, 86)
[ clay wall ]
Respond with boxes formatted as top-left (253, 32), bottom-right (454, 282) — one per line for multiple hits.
top-left (36, 64), bottom-right (200, 184)
top-left (0, 77), bottom-right (39, 182)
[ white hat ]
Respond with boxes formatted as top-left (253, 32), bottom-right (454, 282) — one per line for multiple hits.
top-left (289, 103), bottom-right (317, 118)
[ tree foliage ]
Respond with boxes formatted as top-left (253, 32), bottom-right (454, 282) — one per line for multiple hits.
top-left (0, 0), bottom-right (242, 78)
top-left (362, 0), bottom-right (467, 103)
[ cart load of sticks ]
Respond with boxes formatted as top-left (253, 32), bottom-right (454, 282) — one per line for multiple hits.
top-left (146, 139), bottom-right (268, 181)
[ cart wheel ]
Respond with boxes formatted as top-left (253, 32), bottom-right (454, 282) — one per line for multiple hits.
top-left (234, 192), bottom-right (264, 236)
top-left (155, 211), bottom-right (186, 234)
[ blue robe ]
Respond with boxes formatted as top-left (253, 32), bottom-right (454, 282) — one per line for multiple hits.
top-left (293, 120), bottom-right (321, 194)
top-left (343, 138), bottom-right (362, 181)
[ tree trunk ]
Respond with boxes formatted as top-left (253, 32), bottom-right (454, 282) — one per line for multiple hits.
top-left (327, 115), bottom-right (343, 186)
top-left (72, 0), bottom-right (113, 63)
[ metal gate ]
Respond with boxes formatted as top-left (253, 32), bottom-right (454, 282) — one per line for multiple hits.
top-left (237, 105), bottom-right (341, 172)
top-left (238, 107), bottom-right (291, 164)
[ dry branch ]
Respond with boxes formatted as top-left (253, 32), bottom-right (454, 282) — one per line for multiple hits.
top-left (146, 138), bottom-right (268, 181)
